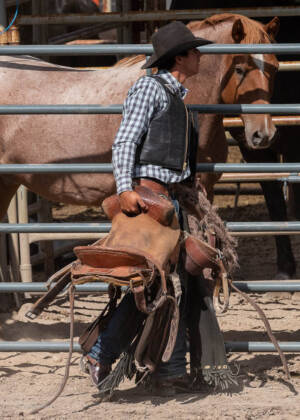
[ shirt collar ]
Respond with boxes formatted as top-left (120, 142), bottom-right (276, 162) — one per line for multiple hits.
top-left (156, 69), bottom-right (188, 99)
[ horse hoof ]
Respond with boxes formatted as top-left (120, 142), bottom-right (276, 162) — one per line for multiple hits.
top-left (274, 271), bottom-right (293, 280)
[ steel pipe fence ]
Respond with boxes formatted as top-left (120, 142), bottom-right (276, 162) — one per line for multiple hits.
top-left (0, 41), bottom-right (299, 356)
top-left (1, 104), bottom-right (300, 114)
top-left (15, 7), bottom-right (300, 26)
top-left (1, 281), bottom-right (300, 293)
top-left (0, 341), bottom-right (299, 353)
top-left (2, 44), bottom-right (300, 55)
top-left (0, 221), bottom-right (300, 234)
top-left (0, 162), bottom-right (299, 173)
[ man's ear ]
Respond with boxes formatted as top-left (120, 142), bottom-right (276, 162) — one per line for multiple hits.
top-left (175, 55), bottom-right (181, 63)
top-left (175, 55), bottom-right (183, 66)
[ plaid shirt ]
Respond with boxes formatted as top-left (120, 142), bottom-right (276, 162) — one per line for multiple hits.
top-left (112, 70), bottom-right (191, 195)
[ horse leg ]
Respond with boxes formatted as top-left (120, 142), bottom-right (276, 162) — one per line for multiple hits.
top-left (199, 172), bottom-right (220, 203)
top-left (0, 177), bottom-right (20, 310)
top-left (0, 177), bottom-right (20, 221)
top-left (238, 141), bottom-right (296, 279)
top-left (280, 127), bottom-right (300, 219)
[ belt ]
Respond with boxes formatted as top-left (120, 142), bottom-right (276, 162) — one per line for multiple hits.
top-left (133, 178), bottom-right (169, 197)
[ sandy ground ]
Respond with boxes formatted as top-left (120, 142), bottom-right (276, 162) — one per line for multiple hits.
top-left (1, 291), bottom-right (300, 419)
top-left (1, 148), bottom-right (300, 419)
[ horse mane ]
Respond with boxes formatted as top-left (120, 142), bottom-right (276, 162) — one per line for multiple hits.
top-left (114, 55), bottom-right (145, 67)
top-left (188, 13), bottom-right (271, 44)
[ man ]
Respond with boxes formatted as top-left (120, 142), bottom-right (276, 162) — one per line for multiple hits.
top-left (83, 21), bottom-right (213, 396)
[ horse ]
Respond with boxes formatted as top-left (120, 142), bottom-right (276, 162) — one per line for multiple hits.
top-left (0, 14), bottom-right (278, 261)
top-left (170, 3), bottom-right (298, 283)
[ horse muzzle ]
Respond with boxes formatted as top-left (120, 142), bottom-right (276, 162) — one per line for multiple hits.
top-left (251, 130), bottom-right (275, 148)
top-left (244, 119), bottom-right (278, 150)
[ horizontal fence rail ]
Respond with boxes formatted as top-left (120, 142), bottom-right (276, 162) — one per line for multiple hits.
top-left (224, 116), bottom-right (300, 127)
top-left (1, 281), bottom-right (300, 293)
top-left (15, 7), bottom-right (300, 25)
top-left (1, 44), bottom-right (300, 56)
top-left (0, 163), bottom-right (299, 173)
top-left (1, 104), bottom-right (300, 114)
top-left (0, 221), bottom-right (300, 234)
top-left (0, 341), bottom-right (298, 353)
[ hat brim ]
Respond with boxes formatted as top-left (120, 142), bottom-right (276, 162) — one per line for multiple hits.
top-left (141, 38), bottom-right (213, 69)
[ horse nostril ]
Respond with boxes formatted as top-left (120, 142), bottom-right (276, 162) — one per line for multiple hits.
top-left (252, 131), bottom-right (270, 147)
top-left (252, 131), bottom-right (262, 146)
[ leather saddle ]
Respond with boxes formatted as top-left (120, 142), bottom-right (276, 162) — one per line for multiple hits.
top-left (72, 185), bottom-right (182, 368)
top-left (72, 184), bottom-right (226, 313)
top-left (72, 185), bottom-right (181, 314)
top-left (26, 184), bottom-right (229, 373)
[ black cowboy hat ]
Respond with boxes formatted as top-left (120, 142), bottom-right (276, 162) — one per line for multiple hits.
top-left (141, 21), bottom-right (213, 69)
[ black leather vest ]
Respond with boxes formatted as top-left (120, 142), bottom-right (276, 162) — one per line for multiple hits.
top-left (135, 76), bottom-right (198, 178)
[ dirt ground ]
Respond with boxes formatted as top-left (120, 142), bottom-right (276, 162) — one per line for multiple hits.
top-left (1, 149), bottom-right (300, 419)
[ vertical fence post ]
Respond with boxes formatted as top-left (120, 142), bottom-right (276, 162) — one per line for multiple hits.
top-left (32, 0), bottom-right (48, 45)
top-left (17, 186), bottom-right (32, 295)
top-left (38, 196), bottom-right (54, 278)
top-left (7, 194), bottom-right (21, 306)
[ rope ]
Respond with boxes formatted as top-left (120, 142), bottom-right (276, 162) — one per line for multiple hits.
top-left (230, 281), bottom-right (291, 380)
top-left (27, 285), bottom-right (76, 415)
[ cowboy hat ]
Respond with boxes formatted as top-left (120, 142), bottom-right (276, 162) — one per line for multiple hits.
top-left (141, 21), bottom-right (213, 69)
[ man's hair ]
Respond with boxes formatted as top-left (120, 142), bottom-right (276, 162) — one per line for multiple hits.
top-left (157, 50), bottom-right (189, 71)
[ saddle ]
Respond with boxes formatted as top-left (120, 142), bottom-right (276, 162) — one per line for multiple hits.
top-left (72, 185), bottom-right (181, 315)
top-left (26, 184), bottom-right (230, 372)
top-left (72, 185), bottom-right (230, 370)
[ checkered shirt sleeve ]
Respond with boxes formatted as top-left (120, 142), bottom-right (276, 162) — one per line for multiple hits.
top-left (112, 76), bottom-right (165, 195)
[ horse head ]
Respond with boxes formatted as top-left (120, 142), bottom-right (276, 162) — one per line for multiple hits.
top-left (189, 14), bottom-right (280, 150)
top-left (220, 15), bottom-right (279, 149)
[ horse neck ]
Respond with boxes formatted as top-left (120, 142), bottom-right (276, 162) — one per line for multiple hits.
top-left (185, 54), bottom-right (225, 106)
top-left (186, 22), bottom-right (236, 106)
top-left (184, 24), bottom-right (235, 153)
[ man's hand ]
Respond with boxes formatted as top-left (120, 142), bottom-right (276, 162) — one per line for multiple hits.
top-left (119, 191), bottom-right (148, 216)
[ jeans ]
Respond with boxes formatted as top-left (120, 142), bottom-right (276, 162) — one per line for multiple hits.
top-left (88, 292), bottom-right (146, 365)
top-left (87, 198), bottom-right (187, 378)
top-left (88, 288), bottom-right (187, 378)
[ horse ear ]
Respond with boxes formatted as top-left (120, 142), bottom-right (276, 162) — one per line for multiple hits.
top-left (265, 17), bottom-right (280, 41)
top-left (232, 19), bottom-right (246, 43)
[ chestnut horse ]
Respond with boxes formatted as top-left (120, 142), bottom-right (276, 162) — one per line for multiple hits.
top-left (0, 15), bottom-right (278, 228)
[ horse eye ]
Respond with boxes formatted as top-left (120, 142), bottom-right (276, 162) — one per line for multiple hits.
top-left (235, 67), bottom-right (245, 77)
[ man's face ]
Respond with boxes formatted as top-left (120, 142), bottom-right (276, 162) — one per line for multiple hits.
top-left (177, 48), bottom-right (202, 78)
